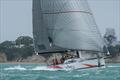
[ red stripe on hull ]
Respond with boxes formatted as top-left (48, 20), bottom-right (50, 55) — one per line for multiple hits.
top-left (83, 64), bottom-right (97, 68)
top-left (48, 66), bottom-right (63, 69)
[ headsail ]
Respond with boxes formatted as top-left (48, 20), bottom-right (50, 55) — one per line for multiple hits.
top-left (32, 0), bottom-right (104, 53)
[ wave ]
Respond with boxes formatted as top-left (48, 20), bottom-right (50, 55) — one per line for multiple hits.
top-left (3, 65), bottom-right (107, 71)
top-left (4, 65), bottom-right (26, 70)
top-left (4, 65), bottom-right (67, 71)
top-left (107, 65), bottom-right (120, 68)
top-left (31, 66), bottom-right (61, 71)
top-left (73, 73), bottom-right (89, 78)
top-left (48, 76), bottom-right (59, 79)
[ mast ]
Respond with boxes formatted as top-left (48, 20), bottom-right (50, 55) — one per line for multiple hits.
top-left (76, 51), bottom-right (82, 58)
top-left (76, 51), bottom-right (80, 58)
top-left (97, 53), bottom-right (101, 67)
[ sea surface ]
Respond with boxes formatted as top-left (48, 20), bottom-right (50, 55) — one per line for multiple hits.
top-left (0, 63), bottom-right (120, 80)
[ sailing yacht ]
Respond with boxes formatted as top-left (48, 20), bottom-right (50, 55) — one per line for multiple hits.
top-left (32, 0), bottom-right (105, 70)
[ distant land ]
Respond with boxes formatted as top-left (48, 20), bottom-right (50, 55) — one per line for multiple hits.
top-left (0, 35), bottom-right (120, 63)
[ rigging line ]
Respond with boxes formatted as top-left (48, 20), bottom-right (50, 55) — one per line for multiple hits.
top-left (86, 0), bottom-right (105, 46)
top-left (81, 13), bottom-right (101, 49)
top-left (82, 1), bottom-right (104, 49)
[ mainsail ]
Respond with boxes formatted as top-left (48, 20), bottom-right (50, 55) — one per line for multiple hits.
top-left (32, 0), bottom-right (104, 53)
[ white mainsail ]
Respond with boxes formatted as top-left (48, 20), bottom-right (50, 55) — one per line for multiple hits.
top-left (33, 0), bottom-right (104, 53)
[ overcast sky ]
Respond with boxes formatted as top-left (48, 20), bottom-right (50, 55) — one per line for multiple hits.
top-left (0, 0), bottom-right (120, 43)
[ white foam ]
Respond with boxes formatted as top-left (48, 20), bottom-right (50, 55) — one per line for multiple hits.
top-left (31, 66), bottom-right (59, 71)
top-left (48, 76), bottom-right (58, 79)
top-left (4, 65), bottom-right (26, 70)
top-left (31, 66), bottom-right (71, 71)
top-left (107, 66), bottom-right (120, 68)
top-left (73, 74), bottom-right (81, 77)
top-left (73, 73), bottom-right (89, 78)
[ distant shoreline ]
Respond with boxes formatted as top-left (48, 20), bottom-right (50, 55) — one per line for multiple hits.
top-left (0, 55), bottom-right (120, 64)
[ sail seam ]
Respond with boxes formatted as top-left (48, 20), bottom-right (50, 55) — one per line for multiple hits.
top-left (47, 28), bottom-right (94, 31)
top-left (42, 10), bottom-right (92, 15)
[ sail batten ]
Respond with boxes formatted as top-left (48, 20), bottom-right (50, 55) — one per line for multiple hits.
top-left (33, 0), bottom-right (104, 53)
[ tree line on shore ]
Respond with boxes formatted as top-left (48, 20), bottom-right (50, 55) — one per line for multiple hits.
top-left (0, 36), bottom-right (34, 61)
top-left (104, 28), bottom-right (120, 57)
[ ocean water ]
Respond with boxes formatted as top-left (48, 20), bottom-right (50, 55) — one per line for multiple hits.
top-left (0, 63), bottom-right (120, 80)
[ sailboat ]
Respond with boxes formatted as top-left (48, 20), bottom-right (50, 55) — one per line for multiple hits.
top-left (32, 0), bottom-right (105, 70)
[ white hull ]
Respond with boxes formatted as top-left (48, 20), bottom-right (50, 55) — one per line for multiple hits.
top-left (48, 58), bottom-right (105, 70)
